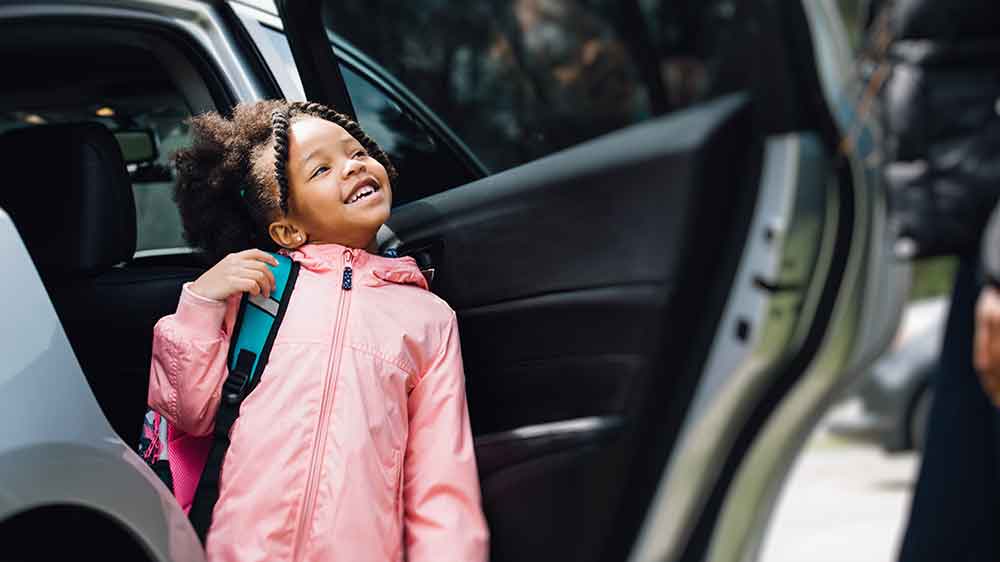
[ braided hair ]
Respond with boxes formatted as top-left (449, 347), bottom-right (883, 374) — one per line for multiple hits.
top-left (270, 101), bottom-right (395, 214)
top-left (172, 100), bottom-right (395, 262)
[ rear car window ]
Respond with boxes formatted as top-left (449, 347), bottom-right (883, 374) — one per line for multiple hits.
top-left (0, 46), bottom-right (191, 256)
top-left (322, 0), bottom-right (653, 173)
top-left (321, 0), bottom-right (747, 174)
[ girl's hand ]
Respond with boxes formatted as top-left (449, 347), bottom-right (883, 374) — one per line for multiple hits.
top-left (190, 249), bottom-right (279, 301)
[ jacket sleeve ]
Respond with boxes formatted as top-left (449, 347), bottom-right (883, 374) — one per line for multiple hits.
top-left (148, 283), bottom-right (237, 437)
top-left (403, 312), bottom-right (489, 562)
top-left (982, 203), bottom-right (1000, 289)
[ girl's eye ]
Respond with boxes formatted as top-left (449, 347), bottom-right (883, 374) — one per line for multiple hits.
top-left (353, 149), bottom-right (368, 159)
top-left (310, 166), bottom-right (329, 179)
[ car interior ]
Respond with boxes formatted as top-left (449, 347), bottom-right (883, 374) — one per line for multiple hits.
top-left (0, 22), bottom-right (220, 448)
top-left (0, 3), bottom-right (847, 561)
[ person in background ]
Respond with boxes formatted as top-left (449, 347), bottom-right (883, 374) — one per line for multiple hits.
top-left (865, 0), bottom-right (1000, 560)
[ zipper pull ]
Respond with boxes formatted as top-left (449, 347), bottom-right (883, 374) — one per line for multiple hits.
top-left (342, 251), bottom-right (353, 290)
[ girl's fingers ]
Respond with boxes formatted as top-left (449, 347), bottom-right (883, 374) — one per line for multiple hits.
top-left (239, 261), bottom-right (274, 285)
top-left (223, 250), bottom-right (286, 296)
top-left (240, 267), bottom-right (275, 297)
top-left (246, 249), bottom-right (280, 267)
top-left (247, 261), bottom-right (277, 288)
top-left (234, 277), bottom-right (261, 296)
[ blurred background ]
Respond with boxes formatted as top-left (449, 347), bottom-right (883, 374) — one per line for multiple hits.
top-left (761, 2), bottom-right (958, 561)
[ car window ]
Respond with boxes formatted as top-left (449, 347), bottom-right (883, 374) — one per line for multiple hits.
top-left (321, 0), bottom-right (652, 173)
top-left (637, 0), bottom-right (746, 109)
top-left (320, 0), bottom-right (747, 174)
top-left (262, 27), bottom-right (477, 206)
top-left (0, 83), bottom-right (191, 256)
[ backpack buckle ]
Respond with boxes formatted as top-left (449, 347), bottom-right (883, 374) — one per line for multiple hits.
top-left (222, 349), bottom-right (256, 405)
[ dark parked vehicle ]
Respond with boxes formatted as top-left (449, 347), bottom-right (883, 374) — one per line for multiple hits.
top-left (831, 296), bottom-right (946, 452)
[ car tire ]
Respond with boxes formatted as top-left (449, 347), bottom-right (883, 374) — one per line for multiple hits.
top-left (909, 386), bottom-right (933, 452)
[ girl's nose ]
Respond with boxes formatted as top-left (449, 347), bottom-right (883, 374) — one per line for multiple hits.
top-left (342, 158), bottom-right (366, 178)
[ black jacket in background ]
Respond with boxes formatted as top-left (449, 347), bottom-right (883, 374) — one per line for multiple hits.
top-left (871, 0), bottom-right (1000, 258)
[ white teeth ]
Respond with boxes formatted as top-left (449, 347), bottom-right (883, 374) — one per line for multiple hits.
top-left (348, 185), bottom-right (376, 204)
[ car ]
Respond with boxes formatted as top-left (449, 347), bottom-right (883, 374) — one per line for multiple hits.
top-left (0, 1), bottom-right (909, 561)
top-left (830, 296), bottom-right (947, 453)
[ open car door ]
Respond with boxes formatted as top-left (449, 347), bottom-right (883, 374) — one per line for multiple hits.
top-left (271, 0), bottom-right (907, 560)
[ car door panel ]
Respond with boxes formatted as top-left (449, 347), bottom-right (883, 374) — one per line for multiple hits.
top-left (378, 94), bottom-right (754, 561)
top-left (271, 0), bottom-right (875, 560)
top-left (388, 95), bottom-right (748, 308)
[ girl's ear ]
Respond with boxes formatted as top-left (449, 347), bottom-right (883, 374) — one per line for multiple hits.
top-left (268, 219), bottom-right (307, 249)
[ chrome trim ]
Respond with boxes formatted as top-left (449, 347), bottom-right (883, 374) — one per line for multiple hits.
top-left (419, 267), bottom-right (436, 286)
top-left (474, 416), bottom-right (620, 446)
top-left (133, 247), bottom-right (196, 259)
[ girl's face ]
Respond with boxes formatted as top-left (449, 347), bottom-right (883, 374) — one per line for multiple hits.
top-left (269, 117), bottom-right (391, 250)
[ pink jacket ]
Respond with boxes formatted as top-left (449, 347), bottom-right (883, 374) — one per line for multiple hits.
top-left (148, 243), bottom-right (489, 562)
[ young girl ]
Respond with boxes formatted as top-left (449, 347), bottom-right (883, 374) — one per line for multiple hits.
top-left (148, 100), bottom-right (488, 562)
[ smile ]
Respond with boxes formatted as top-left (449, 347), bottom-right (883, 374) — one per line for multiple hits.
top-left (344, 179), bottom-right (380, 205)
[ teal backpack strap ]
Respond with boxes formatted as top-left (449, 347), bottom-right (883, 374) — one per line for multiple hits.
top-left (188, 252), bottom-right (299, 542)
top-left (223, 253), bottom-right (299, 399)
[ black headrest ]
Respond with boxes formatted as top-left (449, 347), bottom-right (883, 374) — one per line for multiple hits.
top-left (0, 123), bottom-right (136, 276)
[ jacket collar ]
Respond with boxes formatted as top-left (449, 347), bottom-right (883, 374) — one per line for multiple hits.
top-left (281, 242), bottom-right (429, 290)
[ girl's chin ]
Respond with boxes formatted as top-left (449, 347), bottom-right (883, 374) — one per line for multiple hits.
top-left (345, 201), bottom-right (390, 228)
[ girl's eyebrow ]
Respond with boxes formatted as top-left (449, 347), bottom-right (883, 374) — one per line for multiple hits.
top-left (299, 148), bottom-right (321, 168)
top-left (299, 137), bottom-right (359, 169)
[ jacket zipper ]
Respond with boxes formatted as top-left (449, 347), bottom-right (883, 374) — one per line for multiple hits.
top-left (291, 249), bottom-right (354, 562)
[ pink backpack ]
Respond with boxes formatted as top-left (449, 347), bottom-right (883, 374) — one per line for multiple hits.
top-left (139, 411), bottom-right (213, 513)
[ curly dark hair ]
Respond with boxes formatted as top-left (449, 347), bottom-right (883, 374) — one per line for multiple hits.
top-left (172, 100), bottom-right (396, 262)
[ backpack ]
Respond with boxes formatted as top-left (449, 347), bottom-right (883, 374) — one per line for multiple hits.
top-left (137, 252), bottom-right (300, 542)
